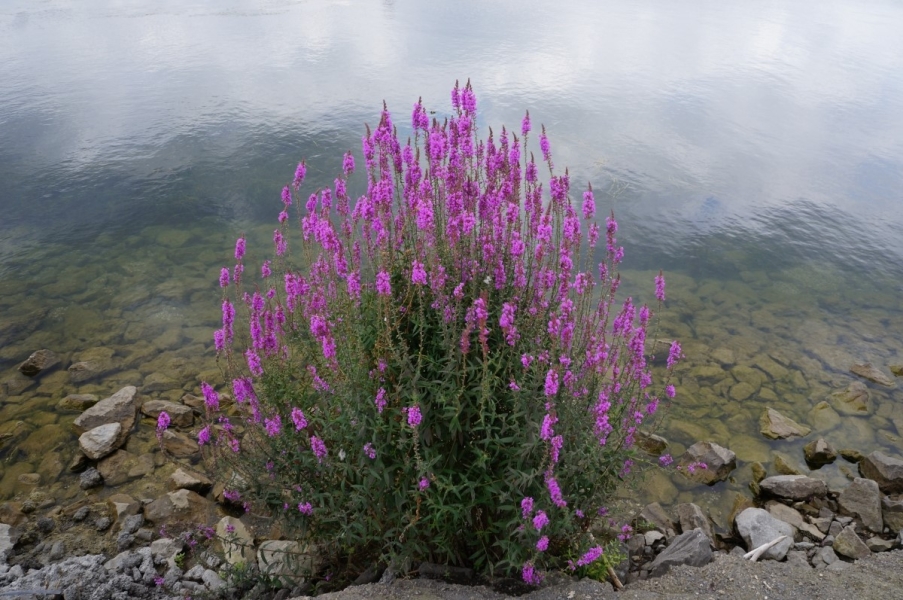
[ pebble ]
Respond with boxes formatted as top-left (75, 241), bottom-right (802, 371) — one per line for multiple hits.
top-left (73, 507), bottom-right (90, 521)
top-left (94, 517), bottom-right (112, 531)
top-left (36, 517), bottom-right (55, 533)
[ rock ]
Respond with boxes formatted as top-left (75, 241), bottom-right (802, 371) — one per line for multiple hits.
top-left (803, 438), bottom-right (837, 468)
top-left (808, 402), bottom-right (841, 432)
top-left (734, 508), bottom-right (794, 560)
top-left (760, 408), bottom-right (811, 439)
top-left (257, 540), bottom-right (321, 585)
top-left (72, 386), bottom-right (138, 446)
top-left (773, 453), bottom-right (804, 476)
top-left (759, 475), bottom-right (827, 500)
top-left (58, 394), bottom-right (99, 412)
top-left (785, 551), bottom-right (811, 568)
top-left (95, 517), bottom-right (112, 531)
top-left (144, 489), bottom-right (214, 526)
top-left (837, 477), bottom-right (883, 533)
top-left (882, 495), bottom-right (903, 531)
top-left (678, 441), bottom-right (736, 485)
top-left (833, 525), bottom-right (871, 560)
top-left (73, 507), bottom-right (89, 522)
top-left (161, 429), bottom-right (200, 458)
top-left (676, 503), bottom-right (714, 540)
top-left (120, 514), bottom-right (144, 535)
top-left (636, 431), bottom-right (668, 455)
top-left (730, 382), bottom-right (757, 401)
top-left (78, 422), bottom-right (123, 460)
top-left (814, 546), bottom-right (838, 566)
top-left (644, 530), bottom-right (665, 546)
top-left (202, 568), bottom-right (227, 591)
top-left (850, 363), bottom-right (896, 387)
top-left (140, 400), bottom-right (193, 428)
top-left (638, 503), bottom-right (676, 538)
top-left (37, 516), bottom-right (55, 533)
top-left (18, 349), bottom-right (60, 377)
top-left (840, 448), bottom-right (864, 463)
top-left (0, 524), bottom-right (17, 565)
top-left (168, 468), bottom-right (212, 494)
top-left (828, 381), bottom-right (870, 416)
top-left (859, 451), bottom-right (903, 494)
top-left (151, 538), bottom-right (185, 568)
top-left (890, 364), bottom-right (903, 377)
top-left (647, 529), bottom-right (713, 577)
top-left (107, 493), bottom-right (141, 523)
top-left (866, 536), bottom-right (895, 552)
top-left (79, 467), bottom-right (104, 490)
top-left (766, 502), bottom-right (804, 529)
top-left (49, 540), bottom-right (65, 561)
top-left (216, 516), bottom-right (256, 566)
top-left (97, 450), bottom-right (144, 487)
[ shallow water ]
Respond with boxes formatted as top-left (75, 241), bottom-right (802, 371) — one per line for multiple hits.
top-left (0, 0), bottom-right (901, 515)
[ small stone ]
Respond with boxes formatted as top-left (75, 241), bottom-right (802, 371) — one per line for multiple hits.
top-left (828, 382), bottom-right (870, 416)
top-left (833, 525), bottom-right (871, 560)
top-left (866, 537), bottom-right (895, 552)
top-left (804, 438), bottom-right (837, 469)
top-left (785, 550), bottom-right (811, 568)
top-left (759, 475), bottom-right (827, 500)
top-left (678, 441), bottom-right (737, 485)
top-left (160, 429), bottom-right (200, 458)
top-left (850, 363), bottom-right (896, 387)
top-left (644, 530), bottom-right (665, 546)
top-left (826, 560), bottom-right (851, 572)
top-left (840, 448), bottom-right (864, 463)
top-left (814, 546), bottom-right (838, 566)
top-left (774, 453), bottom-right (803, 476)
top-left (78, 422), bottom-right (123, 460)
top-left (72, 386), bottom-right (137, 446)
top-left (117, 532), bottom-right (135, 552)
top-left (202, 569), bottom-right (227, 591)
top-left (120, 514), bottom-right (144, 535)
top-left (882, 495), bottom-right (903, 531)
top-left (636, 431), bottom-right (668, 455)
top-left (18, 349), bottom-right (60, 377)
top-left (889, 364), bottom-right (903, 377)
top-left (49, 540), bottom-right (65, 560)
top-left (639, 503), bottom-right (676, 538)
top-left (760, 408), bottom-right (811, 439)
top-left (73, 507), bottom-right (89, 522)
top-left (79, 467), bottom-right (104, 490)
top-left (95, 517), bottom-right (112, 531)
top-left (36, 517), bottom-right (55, 533)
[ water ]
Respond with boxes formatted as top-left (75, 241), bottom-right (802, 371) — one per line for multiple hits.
top-left (1, 0), bottom-right (902, 522)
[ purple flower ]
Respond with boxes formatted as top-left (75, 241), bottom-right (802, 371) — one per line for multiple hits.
top-left (418, 477), bottom-right (430, 491)
top-left (219, 267), bottom-right (230, 288)
top-left (665, 384), bottom-right (676, 398)
top-left (201, 382), bottom-right (219, 411)
top-left (293, 161), bottom-right (307, 189)
top-left (543, 370), bottom-right (559, 397)
top-left (411, 260), bottom-right (427, 285)
top-left (213, 329), bottom-right (225, 351)
top-left (197, 426), bottom-right (210, 446)
top-left (582, 185), bottom-right (595, 220)
top-left (539, 128), bottom-right (551, 162)
top-left (536, 536), bottom-right (549, 552)
top-left (310, 436), bottom-right (327, 463)
top-left (274, 230), bottom-right (286, 256)
top-left (154, 575), bottom-right (165, 587)
top-left (342, 151), bottom-right (355, 176)
top-left (667, 340), bottom-right (681, 369)
top-left (363, 443), bottom-right (376, 459)
top-left (655, 270), bottom-right (666, 302)
top-left (659, 454), bottom-right (673, 466)
top-left (245, 349), bottom-right (263, 376)
top-left (156, 411), bottom-right (170, 439)
top-left (532, 510), bottom-right (549, 531)
top-left (374, 387), bottom-right (387, 413)
top-left (521, 497), bottom-right (534, 518)
top-left (376, 271), bottom-right (391, 296)
top-left (235, 237), bottom-right (246, 262)
top-left (281, 185), bottom-right (292, 206)
top-left (522, 563), bottom-right (542, 586)
top-left (540, 413), bottom-right (556, 440)
top-left (521, 111), bottom-right (531, 137)
top-left (291, 407), bottom-right (308, 430)
top-left (297, 502), bottom-right (313, 515)
top-left (262, 260), bottom-right (271, 278)
top-left (264, 414), bottom-right (281, 437)
top-left (223, 489), bottom-right (241, 503)
top-left (576, 546), bottom-right (604, 567)
top-left (407, 405), bottom-right (422, 427)
top-left (546, 474), bottom-right (567, 508)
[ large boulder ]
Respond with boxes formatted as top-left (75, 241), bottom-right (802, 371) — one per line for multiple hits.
top-left (161, 429), bottom-right (200, 458)
top-left (78, 423), bottom-right (123, 460)
top-left (140, 400), bottom-right (194, 428)
top-left (859, 451), bottom-right (903, 494)
top-left (678, 441), bottom-right (736, 485)
top-left (18, 349), bottom-right (60, 377)
top-left (144, 490), bottom-right (215, 526)
top-left (735, 508), bottom-right (793, 561)
top-left (760, 408), bottom-right (810, 439)
top-left (882, 495), bottom-right (903, 531)
top-left (850, 363), bottom-right (896, 388)
top-left (216, 516), bottom-right (256, 567)
top-left (676, 503), bottom-right (714, 540)
top-left (647, 529), bottom-right (713, 577)
top-left (257, 540), bottom-right (322, 585)
top-left (828, 381), bottom-right (870, 416)
top-left (72, 386), bottom-right (138, 446)
top-left (837, 478), bottom-right (883, 533)
top-left (833, 525), bottom-right (871, 560)
top-left (759, 475), bottom-right (827, 500)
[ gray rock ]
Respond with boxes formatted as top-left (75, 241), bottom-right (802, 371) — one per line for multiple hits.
top-left (735, 507), bottom-right (794, 560)
top-left (826, 560), bottom-right (851, 572)
top-left (150, 537), bottom-right (184, 568)
top-left (73, 506), bottom-right (89, 521)
top-left (72, 386), bottom-right (137, 446)
top-left (169, 467), bottom-right (213, 494)
top-left (36, 516), bottom-right (54, 533)
top-left (18, 349), bottom-right (60, 377)
top-left (258, 540), bottom-right (322, 585)
top-left (49, 540), bottom-right (65, 561)
top-left (140, 399), bottom-right (194, 428)
top-left (644, 530), bottom-right (665, 546)
top-left (860, 451), bottom-right (903, 494)
top-left (759, 475), bottom-right (827, 500)
top-left (829, 381), bottom-right (870, 416)
top-left (676, 503), bottom-right (714, 540)
top-left (814, 546), bottom-right (838, 566)
top-left (647, 529), bottom-right (713, 577)
top-left (833, 525), bottom-right (871, 560)
top-left (116, 532), bottom-right (134, 552)
top-left (95, 517), bottom-right (112, 531)
top-left (79, 467), bottom-right (104, 490)
top-left (78, 422), bottom-right (123, 460)
top-left (803, 438), bottom-right (837, 468)
top-left (639, 503), bottom-right (676, 538)
top-left (785, 550), bottom-right (811, 568)
top-left (144, 489), bottom-right (214, 525)
top-left (202, 568), bottom-right (226, 591)
top-left (678, 441), bottom-right (736, 484)
top-left (0, 524), bottom-right (17, 565)
top-left (829, 521), bottom-right (843, 536)
top-left (185, 564), bottom-right (206, 581)
top-left (866, 536), bottom-right (895, 552)
top-left (120, 514), bottom-right (144, 535)
top-left (882, 495), bottom-right (903, 531)
top-left (760, 408), bottom-right (811, 439)
top-left (216, 516), bottom-right (256, 566)
top-left (850, 363), bottom-right (896, 387)
top-left (837, 477), bottom-right (883, 532)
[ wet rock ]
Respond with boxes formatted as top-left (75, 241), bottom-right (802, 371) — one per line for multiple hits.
top-left (711, 347), bottom-right (735, 366)
top-left (2, 373), bottom-right (36, 396)
top-left (169, 467), bottom-right (212, 494)
top-left (866, 537), bottom-right (895, 552)
top-left (58, 394), bottom-right (99, 412)
top-left (803, 438), bottom-right (837, 468)
top-left (144, 489), bottom-right (214, 526)
top-left (647, 529), bottom-right (713, 577)
top-left (850, 363), bottom-right (896, 387)
top-left (882, 496), bottom-right (903, 531)
top-left (72, 385), bottom-right (137, 445)
top-left (638, 502), bottom-right (677, 538)
top-left (838, 477), bottom-right (883, 532)
top-left (676, 503), bottom-right (714, 540)
top-left (760, 408), bottom-right (810, 439)
top-left (735, 508), bottom-right (793, 560)
top-left (729, 382), bottom-right (757, 401)
top-left (840, 448), bottom-right (864, 463)
top-left (890, 364), bottom-right (903, 377)
top-left (79, 467), bottom-right (104, 490)
top-left (67, 347), bottom-right (116, 383)
top-left (636, 431), bottom-right (668, 455)
top-left (140, 399), bottom-right (193, 428)
top-left (828, 381), bottom-right (870, 416)
top-left (18, 349), bottom-right (60, 377)
top-left (773, 453), bottom-right (804, 476)
top-left (97, 450), bottom-right (144, 487)
top-left (216, 516), bottom-right (256, 566)
top-left (78, 422), bottom-right (123, 460)
top-left (17, 472), bottom-right (41, 486)
top-left (161, 429), bottom-right (200, 458)
top-left (759, 475), bottom-right (827, 500)
top-left (859, 451), bottom-right (903, 494)
top-left (833, 525), bottom-right (871, 560)
top-left (258, 540), bottom-right (322, 585)
top-left (678, 441), bottom-right (736, 485)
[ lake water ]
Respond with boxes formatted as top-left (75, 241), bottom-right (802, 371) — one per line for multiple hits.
top-left (1, 0), bottom-right (902, 528)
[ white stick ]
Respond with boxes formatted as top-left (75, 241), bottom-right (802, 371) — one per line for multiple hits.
top-left (743, 535), bottom-right (789, 562)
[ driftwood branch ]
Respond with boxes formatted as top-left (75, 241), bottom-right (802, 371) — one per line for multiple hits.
top-left (607, 564), bottom-right (624, 590)
top-left (743, 535), bottom-right (789, 562)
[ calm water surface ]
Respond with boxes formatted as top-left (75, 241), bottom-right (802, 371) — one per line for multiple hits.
top-left (1, 0), bottom-right (902, 525)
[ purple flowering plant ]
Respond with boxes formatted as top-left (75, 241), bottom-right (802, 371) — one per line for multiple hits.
top-left (201, 81), bottom-right (680, 583)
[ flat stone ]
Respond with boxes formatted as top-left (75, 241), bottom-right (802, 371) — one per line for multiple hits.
top-left (850, 363), bottom-right (896, 387)
top-left (759, 475), bottom-right (827, 500)
top-left (832, 525), bottom-right (871, 560)
top-left (882, 495), bottom-right (903, 531)
top-left (859, 451), bottom-right (903, 494)
top-left (78, 422), bottom-right (123, 460)
top-left (169, 468), bottom-right (213, 494)
top-left (735, 508), bottom-right (794, 560)
top-left (774, 453), bottom-right (804, 476)
top-left (72, 386), bottom-right (137, 446)
top-left (760, 408), bottom-right (810, 439)
top-left (142, 372), bottom-right (180, 394)
top-left (636, 431), bottom-right (668, 455)
top-left (18, 349), bottom-right (60, 377)
top-left (141, 400), bottom-right (194, 428)
top-left (79, 467), bottom-right (104, 490)
top-left (808, 402), bottom-right (841, 432)
top-left (676, 503), bottom-right (714, 540)
top-left (814, 546), bottom-right (838, 566)
top-left (828, 381), bottom-right (870, 416)
top-left (837, 477), bottom-right (883, 533)
top-left (257, 540), bottom-right (321, 585)
top-left (647, 529), bottom-right (713, 577)
top-left (107, 493), bottom-right (141, 523)
top-left (866, 536), bottom-right (895, 552)
top-left (58, 394), bottom-right (99, 412)
top-left (678, 441), bottom-right (737, 485)
top-left (766, 502), bottom-right (804, 529)
top-left (97, 450), bottom-right (144, 487)
top-left (803, 438), bottom-right (837, 469)
top-left (144, 489), bottom-right (214, 526)
top-left (161, 429), bottom-right (200, 458)
top-left (216, 516), bottom-right (256, 566)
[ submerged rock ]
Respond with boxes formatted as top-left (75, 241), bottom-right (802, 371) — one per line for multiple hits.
top-left (678, 441), bottom-right (736, 485)
top-left (18, 349), bottom-right (60, 377)
top-left (803, 438), bottom-right (837, 468)
top-left (58, 393), bottom-right (99, 411)
top-left (647, 529), bottom-right (713, 577)
top-left (735, 507), bottom-right (793, 560)
top-left (850, 363), bottom-right (896, 387)
top-left (760, 408), bottom-right (811, 439)
top-left (828, 381), bottom-right (870, 416)
top-left (859, 451), bottom-right (903, 494)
